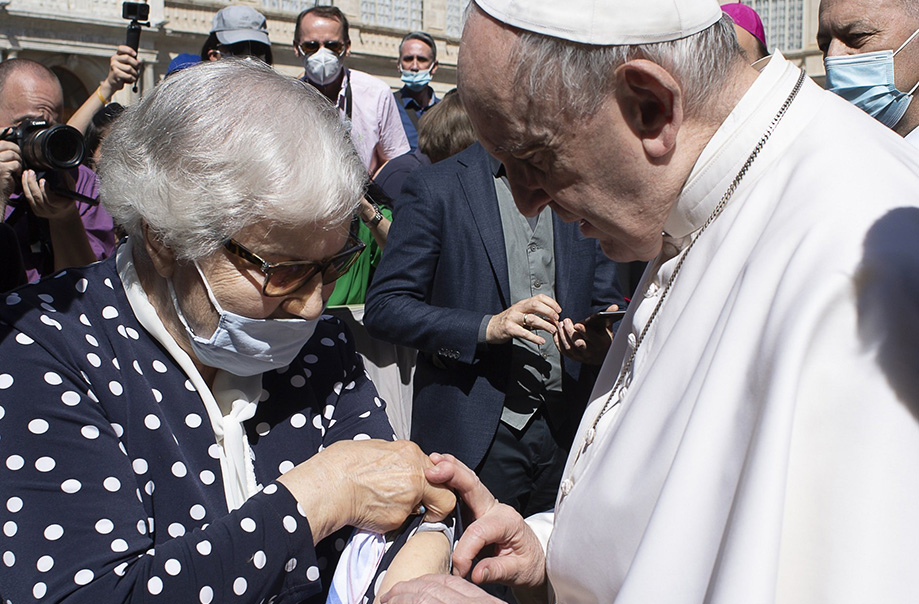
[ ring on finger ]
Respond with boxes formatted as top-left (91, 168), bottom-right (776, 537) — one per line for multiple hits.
top-left (523, 313), bottom-right (529, 329)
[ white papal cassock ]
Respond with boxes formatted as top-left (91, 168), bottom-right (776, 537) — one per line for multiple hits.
top-left (528, 51), bottom-right (919, 604)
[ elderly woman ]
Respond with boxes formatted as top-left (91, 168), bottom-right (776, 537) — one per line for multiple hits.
top-left (0, 59), bottom-right (453, 603)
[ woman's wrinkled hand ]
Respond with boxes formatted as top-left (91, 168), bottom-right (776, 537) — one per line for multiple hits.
top-left (278, 439), bottom-right (456, 544)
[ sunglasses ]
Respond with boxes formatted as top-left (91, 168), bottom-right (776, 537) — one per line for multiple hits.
top-left (298, 39), bottom-right (346, 55)
top-left (224, 237), bottom-right (365, 297)
top-left (218, 41), bottom-right (270, 61)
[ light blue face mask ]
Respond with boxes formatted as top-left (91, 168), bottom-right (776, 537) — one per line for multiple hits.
top-left (168, 262), bottom-right (320, 377)
top-left (400, 68), bottom-right (433, 92)
top-left (825, 27), bottom-right (919, 129)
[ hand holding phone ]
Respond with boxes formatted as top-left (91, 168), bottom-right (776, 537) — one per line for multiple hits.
top-left (583, 308), bottom-right (626, 328)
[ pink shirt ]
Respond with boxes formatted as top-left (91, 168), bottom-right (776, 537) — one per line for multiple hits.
top-left (336, 69), bottom-right (410, 175)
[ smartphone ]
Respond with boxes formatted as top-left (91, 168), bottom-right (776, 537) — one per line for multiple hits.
top-left (583, 309), bottom-right (627, 326)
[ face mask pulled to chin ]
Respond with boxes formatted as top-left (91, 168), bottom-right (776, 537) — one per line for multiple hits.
top-left (400, 68), bottom-right (433, 91)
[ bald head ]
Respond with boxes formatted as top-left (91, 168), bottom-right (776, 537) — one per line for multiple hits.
top-left (0, 59), bottom-right (60, 96)
top-left (0, 59), bottom-right (64, 128)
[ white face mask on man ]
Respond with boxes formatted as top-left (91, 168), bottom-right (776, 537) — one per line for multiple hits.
top-left (303, 47), bottom-right (344, 86)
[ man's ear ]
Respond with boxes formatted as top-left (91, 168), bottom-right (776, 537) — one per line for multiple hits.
top-left (614, 59), bottom-right (683, 159)
top-left (142, 222), bottom-right (177, 279)
top-left (430, 60), bottom-right (439, 77)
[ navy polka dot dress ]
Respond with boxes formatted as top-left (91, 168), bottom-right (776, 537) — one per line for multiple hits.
top-left (0, 256), bottom-right (412, 603)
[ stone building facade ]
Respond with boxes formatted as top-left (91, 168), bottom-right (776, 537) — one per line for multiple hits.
top-left (1, 0), bottom-right (462, 117)
top-left (1, 0), bottom-right (825, 118)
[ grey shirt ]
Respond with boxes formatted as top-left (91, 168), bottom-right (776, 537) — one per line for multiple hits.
top-left (489, 160), bottom-right (564, 430)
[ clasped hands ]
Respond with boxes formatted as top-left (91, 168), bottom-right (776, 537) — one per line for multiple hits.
top-left (486, 294), bottom-right (619, 365)
top-left (381, 453), bottom-right (549, 604)
top-left (276, 441), bottom-right (546, 603)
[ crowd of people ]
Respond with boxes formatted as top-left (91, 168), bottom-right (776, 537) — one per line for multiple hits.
top-left (1, 0), bottom-right (918, 602)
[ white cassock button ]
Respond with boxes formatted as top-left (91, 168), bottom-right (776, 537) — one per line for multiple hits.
top-left (644, 282), bottom-right (660, 298)
top-left (627, 333), bottom-right (637, 348)
top-left (560, 478), bottom-right (574, 496)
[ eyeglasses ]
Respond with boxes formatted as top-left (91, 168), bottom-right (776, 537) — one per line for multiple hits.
top-left (217, 41), bottom-right (270, 61)
top-left (298, 39), bottom-right (346, 55)
top-left (223, 237), bottom-right (365, 297)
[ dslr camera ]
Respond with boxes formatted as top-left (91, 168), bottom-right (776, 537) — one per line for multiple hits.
top-left (0, 119), bottom-right (86, 172)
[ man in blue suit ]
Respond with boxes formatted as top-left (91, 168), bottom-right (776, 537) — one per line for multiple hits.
top-left (364, 142), bottom-right (625, 516)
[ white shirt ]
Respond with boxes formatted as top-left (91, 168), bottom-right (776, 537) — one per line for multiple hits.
top-left (905, 124), bottom-right (919, 149)
top-left (531, 52), bottom-right (919, 604)
top-left (337, 69), bottom-right (410, 175)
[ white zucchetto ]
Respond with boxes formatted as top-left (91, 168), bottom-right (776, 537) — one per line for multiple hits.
top-left (473, 0), bottom-right (723, 45)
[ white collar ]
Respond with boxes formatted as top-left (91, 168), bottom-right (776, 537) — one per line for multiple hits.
top-left (116, 240), bottom-right (262, 512)
top-left (664, 51), bottom-right (801, 243)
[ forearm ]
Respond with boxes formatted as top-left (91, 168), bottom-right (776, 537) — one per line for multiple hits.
top-left (374, 531), bottom-right (451, 604)
top-left (48, 208), bottom-right (98, 271)
top-left (69, 47), bottom-right (139, 134)
top-left (365, 294), bottom-right (486, 360)
top-left (359, 200), bottom-right (390, 249)
top-left (277, 459), bottom-right (347, 544)
top-left (366, 216), bottom-right (390, 248)
top-left (67, 85), bottom-right (107, 134)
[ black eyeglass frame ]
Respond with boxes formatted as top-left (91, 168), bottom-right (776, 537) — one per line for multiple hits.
top-left (297, 39), bottom-right (347, 56)
top-left (223, 237), bottom-right (365, 297)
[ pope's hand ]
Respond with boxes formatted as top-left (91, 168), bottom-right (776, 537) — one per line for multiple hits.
top-left (425, 453), bottom-right (547, 590)
top-left (380, 573), bottom-right (505, 603)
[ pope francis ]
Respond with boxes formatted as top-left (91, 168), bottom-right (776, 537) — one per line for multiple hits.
top-left (380, 0), bottom-right (919, 603)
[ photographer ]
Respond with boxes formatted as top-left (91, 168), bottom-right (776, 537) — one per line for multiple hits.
top-left (0, 59), bottom-right (115, 282)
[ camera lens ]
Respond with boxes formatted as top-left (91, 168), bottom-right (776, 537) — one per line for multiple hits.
top-left (21, 124), bottom-right (86, 171)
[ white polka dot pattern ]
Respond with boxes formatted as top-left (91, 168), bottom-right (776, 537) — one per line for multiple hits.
top-left (0, 264), bottom-right (405, 603)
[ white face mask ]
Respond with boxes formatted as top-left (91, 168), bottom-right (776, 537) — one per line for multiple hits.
top-left (304, 47), bottom-right (344, 86)
top-left (168, 262), bottom-right (320, 377)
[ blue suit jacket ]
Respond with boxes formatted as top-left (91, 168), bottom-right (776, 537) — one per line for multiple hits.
top-left (364, 143), bottom-right (625, 469)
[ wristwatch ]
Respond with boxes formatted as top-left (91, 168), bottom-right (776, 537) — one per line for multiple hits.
top-left (362, 203), bottom-right (384, 227)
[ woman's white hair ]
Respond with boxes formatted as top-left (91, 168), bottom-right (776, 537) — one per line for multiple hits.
top-left (98, 58), bottom-right (366, 261)
top-left (466, 2), bottom-right (742, 120)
